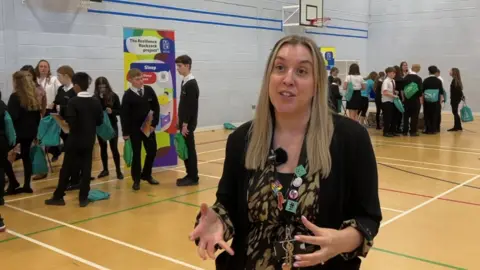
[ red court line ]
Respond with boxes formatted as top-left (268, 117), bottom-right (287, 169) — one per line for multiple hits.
top-left (380, 187), bottom-right (480, 207)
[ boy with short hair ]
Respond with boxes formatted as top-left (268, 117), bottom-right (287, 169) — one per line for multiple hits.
top-left (175, 55), bottom-right (199, 187)
top-left (121, 68), bottom-right (160, 191)
top-left (381, 67), bottom-right (399, 137)
top-left (45, 72), bottom-right (103, 207)
top-left (402, 64), bottom-right (423, 136)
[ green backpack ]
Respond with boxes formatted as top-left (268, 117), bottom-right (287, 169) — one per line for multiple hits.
top-left (404, 82), bottom-right (419, 99)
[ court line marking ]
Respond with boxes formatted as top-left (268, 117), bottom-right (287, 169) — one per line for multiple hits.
top-left (376, 143), bottom-right (480, 155)
top-left (380, 207), bottom-right (404, 213)
top-left (4, 204), bottom-right (204, 270)
top-left (6, 178), bottom-right (121, 203)
top-left (378, 162), bottom-right (477, 176)
top-left (373, 139), bottom-right (480, 152)
top-left (7, 153), bottom-right (226, 204)
top-left (380, 175), bottom-right (480, 228)
top-left (6, 229), bottom-right (110, 270)
top-left (376, 156), bottom-right (480, 172)
top-left (32, 148), bottom-right (226, 184)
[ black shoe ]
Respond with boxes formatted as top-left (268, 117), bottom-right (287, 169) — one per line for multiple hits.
top-left (16, 186), bottom-right (33, 194)
top-left (0, 215), bottom-right (5, 232)
top-left (45, 197), bottom-right (66, 206)
top-left (79, 199), bottom-right (90, 208)
top-left (0, 198), bottom-right (4, 206)
top-left (132, 182), bottom-right (140, 191)
top-left (116, 171), bottom-right (124, 180)
top-left (176, 177), bottom-right (199, 187)
top-left (97, 170), bottom-right (109, 178)
top-left (383, 133), bottom-right (394, 137)
top-left (410, 132), bottom-right (419, 137)
top-left (142, 177), bottom-right (159, 185)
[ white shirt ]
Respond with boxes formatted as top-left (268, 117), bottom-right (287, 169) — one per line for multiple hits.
top-left (345, 75), bottom-right (365, 90)
top-left (38, 76), bottom-right (61, 104)
top-left (381, 77), bottom-right (395, 103)
top-left (182, 73), bottom-right (195, 86)
top-left (130, 86), bottom-right (144, 96)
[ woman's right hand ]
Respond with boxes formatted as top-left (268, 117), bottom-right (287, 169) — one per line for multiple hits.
top-left (189, 203), bottom-right (234, 260)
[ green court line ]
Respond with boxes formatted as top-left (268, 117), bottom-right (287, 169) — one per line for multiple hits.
top-left (372, 248), bottom-right (467, 270)
top-left (0, 186), bottom-right (217, 244)
top-left (169, 199), bottom-right (467, 270)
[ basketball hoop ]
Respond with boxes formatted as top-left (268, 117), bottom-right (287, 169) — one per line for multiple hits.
top-left (307, 17), bottom-right (331, 28)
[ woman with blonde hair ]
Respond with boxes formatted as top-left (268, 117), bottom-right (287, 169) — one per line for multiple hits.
top-left (189, 35), bottom-right (381, 269)
top-left (7, 71), bottom-right (42, 193)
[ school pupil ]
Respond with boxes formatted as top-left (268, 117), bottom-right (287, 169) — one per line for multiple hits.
top-left (381, 67), bottom-right (399, 137)
top-left (45, 72), bottom-right (103, 207)
top-left (7, 71), bottom-right (42, 194)
top-left (343, 63), bottom-right (366, 120)
top-left (328, 77), bottom-right (342, 113)
top-left (0, 94), bottom-right (10, 205)
top-left (121, 68), bottom-right (160, 191)
top-left (94, 77), bottom-right (123, 180)
top-left (448, 68), bottom-right (464, 131)
top-left (360, 72), bottom-right (378, 126)
top-left (20, 65), bottom-right (47, 117)
top-left (402, 64), bottom-right (423, 136)
top-left (373, 71), bottom-right (385, 130)
top-left (422, 66), bottom-right (445, 134)
top-left (176, 55), bottom-right (200, 187)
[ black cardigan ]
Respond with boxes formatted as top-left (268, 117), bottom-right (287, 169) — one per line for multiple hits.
top-left (200, 114), bottom-right (382, 270)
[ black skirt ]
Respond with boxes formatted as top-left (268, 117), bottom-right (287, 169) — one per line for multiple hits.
top-left (346, 90), bottom-right (362, 110)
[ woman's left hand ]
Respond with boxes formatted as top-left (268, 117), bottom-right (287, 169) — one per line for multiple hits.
top-left (293, 216), bottom-right (346, 267)
top-left (106, 108), bottom-right (112, 114)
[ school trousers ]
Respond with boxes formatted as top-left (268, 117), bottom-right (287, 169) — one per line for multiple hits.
top-left (403, 98), bottom-right (421, 134)
top-left (130, 131), bottom-right (157, 182)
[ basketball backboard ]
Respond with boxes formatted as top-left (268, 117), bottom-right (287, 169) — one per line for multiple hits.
top-left (282, 0), bottom-right (327, 28)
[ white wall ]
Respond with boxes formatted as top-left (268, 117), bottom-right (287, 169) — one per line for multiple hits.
top-left (367, 0), bottom-right (479, 111)
top-left (0, 0), bottom-right (368, 127)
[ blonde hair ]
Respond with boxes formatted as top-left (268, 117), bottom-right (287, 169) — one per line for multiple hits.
top-left (245, 35), bottom-right (334, 178)
top-left (13, 71), bottom-right (41, 111)
top-left (127, 68), bottom-right (142, 79)
top-left (411, 64), bottom-right (421, 73)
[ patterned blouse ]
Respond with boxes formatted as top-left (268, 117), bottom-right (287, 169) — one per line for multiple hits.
top-left (210, 162), bottom-right (373, 270)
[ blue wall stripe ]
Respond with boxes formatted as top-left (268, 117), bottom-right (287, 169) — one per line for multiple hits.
top-left (306, 31), bottom-right (368, 39)
top-left (103, 0), bottom-right (368, 33)
top-left (88, 9), bottom-right (283, 31)
top-left (103, 0), bottom-right (282, 23)
top-left (326, 25), bottom-right (369, 33)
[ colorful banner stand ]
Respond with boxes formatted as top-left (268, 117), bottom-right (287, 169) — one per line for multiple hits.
top-left (320, 47), bottom-right (336, 71)
top-left (123, 27), bottom-right (178, 167)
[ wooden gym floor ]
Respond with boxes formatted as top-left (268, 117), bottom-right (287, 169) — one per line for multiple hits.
top-left (1, 114), bottom-right (479, 270)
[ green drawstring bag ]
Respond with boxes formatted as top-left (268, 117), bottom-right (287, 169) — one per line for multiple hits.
top-left (344, 81), bottom-right (354, 102)
top-left (223, 123), bottom-right (236, 130)
top-left (393, 97), bottom-right (405, 113)
top-left (88, 189), bottom-right (110, 202)
top-left (96, 111), bottom-right (116, 141)
top-left (4, 112), bottom-right (16, 147)
top-left (461, 101), bottom-right (474, 122)
top-left (174, 133), bottom-right (188, 160)
top-left (404, 82), bottom-right (419, 100)
top-left (424, 89), bottom-right (439, 103)
top-left (37, 115), bottom-right (61, 147)
top-left (30, 145), bottom-right (48, 175)
top-left (123, 139), bottom-right (133, 167)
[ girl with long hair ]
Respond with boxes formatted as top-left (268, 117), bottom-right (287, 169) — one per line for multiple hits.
top-left (94, 77), bottom-right (123, 179)
top-left (35, 59), bottom-right (61, 112)
top-left (189, 35), bottom-right (381, 269)
top-left (7, 71), bottom-right (42, 193)
top-left (448, 68), bottom-right (464, 131)
top-left (343, 63), bottom-right (366, 120)
top-left (360, 71), bottom-right (378, 126)
top-left (21, 65), bottom-right (47, 116)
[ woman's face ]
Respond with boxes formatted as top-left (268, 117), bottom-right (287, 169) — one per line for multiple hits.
top-left (268, 44), bottom-right (315, 114)
top-left (38, 61), bottom-right (49, 76)
top-left (449, 69), bottom-right (453, 77)
top-left (402, 62), bottom-right (408, 72)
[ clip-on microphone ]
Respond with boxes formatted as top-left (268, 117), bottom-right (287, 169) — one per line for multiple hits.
top-left (268, 147), bottom-right (288, 166)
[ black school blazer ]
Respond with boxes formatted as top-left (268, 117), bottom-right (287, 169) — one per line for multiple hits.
top-left (206, 114), bottom-right (382, 270)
